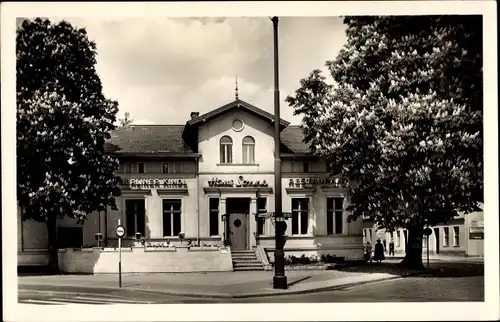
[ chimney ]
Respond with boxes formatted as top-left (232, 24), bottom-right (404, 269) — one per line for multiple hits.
top-left (190, 112), bottom-right (200, 120)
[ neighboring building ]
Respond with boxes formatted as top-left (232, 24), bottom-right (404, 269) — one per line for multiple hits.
top-left (363, 210), bottom-right (484, 257)
top-left (18, 98), bottom-right (364, 268)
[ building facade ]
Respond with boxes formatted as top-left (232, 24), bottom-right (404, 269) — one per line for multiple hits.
top-left (363, 210), bottom-right (484, 257)
top-left (18, 99), bottom-right (364, 267)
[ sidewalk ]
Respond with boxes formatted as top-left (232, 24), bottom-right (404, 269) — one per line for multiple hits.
top-left (18, 264), bottom-right (436, 299)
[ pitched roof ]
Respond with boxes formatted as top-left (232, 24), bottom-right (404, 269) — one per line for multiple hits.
top-left (188, 99), bottom-right (290, 127)
top-left (106, 124), bottom-right (310, 155)
top-left (280, 125), bottom-right (310, 153)
top-left (106, 125), bottom-right (195, 155)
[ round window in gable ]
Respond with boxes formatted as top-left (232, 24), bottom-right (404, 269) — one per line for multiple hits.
top-left (232, 119), bottom-right (244, 132)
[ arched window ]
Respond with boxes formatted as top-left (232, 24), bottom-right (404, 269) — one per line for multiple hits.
top-left (220, 136), bottom-right (233, 164)
top-left (242, 136), bottom-right (255, 164)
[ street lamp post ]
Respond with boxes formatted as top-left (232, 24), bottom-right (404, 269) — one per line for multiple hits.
top-left (271, 16), bottom-right (287, 290)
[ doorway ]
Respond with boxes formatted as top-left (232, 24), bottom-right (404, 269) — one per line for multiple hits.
top-left (434, 228), bottom-right (440, 254)
top-left (226, 198), bottom-right (250, 250)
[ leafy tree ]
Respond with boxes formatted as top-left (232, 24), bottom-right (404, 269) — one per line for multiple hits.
top-left (286, 15), bottom-right (483, 269)
top-left (17, 18), bottom-right (122, 273)
top-left (118, 112), bottom-right (133, 127)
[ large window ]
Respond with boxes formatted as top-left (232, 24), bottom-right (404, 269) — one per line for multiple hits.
top-left (443, 227), bottom-right (450, 247)
top-left (124, 162), bottom-right (132, 173)
top-left (138, 162), bottom-right (145, 173)
top-left (125, 199), bottom-right (146, 237)
top-left (291, 198), bottom-right (309, 235)
top-left (242, 136), bottom-right (255, 164)
top-left (57, 227), bottom-right (83, 249)
top-left (257, 197), bottom-right (267, 235)
top-left (209, 198), bottom-right (219, 236)
top-left (163, 199), bottom-right (182, 237)
top-left (453, 226), bottom-right (460, 246)
top-left (327, 197), bottom-right (344, 235)
top-left (220, 136), bottom-right (233, 164)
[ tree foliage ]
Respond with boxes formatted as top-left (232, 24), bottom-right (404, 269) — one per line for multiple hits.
top-left (286, 16), bottom-right (483, 268)
top-left (17, 18), bottom-right (122, 270)
top-left (118, 112), bottom-right (133, 127)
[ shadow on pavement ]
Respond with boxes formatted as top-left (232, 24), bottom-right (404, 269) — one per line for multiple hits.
top-left (336, 261), bottom-right (484, 278)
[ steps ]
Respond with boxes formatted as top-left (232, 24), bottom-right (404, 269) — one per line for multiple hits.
top-left (231, 250), bottom-right (264, 271)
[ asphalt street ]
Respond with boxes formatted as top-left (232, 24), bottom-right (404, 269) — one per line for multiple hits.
top-left (19, 275), bottom-right (483, 304)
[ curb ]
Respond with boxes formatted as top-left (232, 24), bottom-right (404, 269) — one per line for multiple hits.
top-left (19, 269), bottom-right (435, 300)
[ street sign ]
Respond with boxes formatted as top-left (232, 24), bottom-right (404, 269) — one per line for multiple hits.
top-left (423, 227), bottom-right (432, 236)
top-left (115, 225), bottom-right (125, 238)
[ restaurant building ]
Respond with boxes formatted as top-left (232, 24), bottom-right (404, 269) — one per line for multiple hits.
top-left (18, 98), bottom-right (364, 271)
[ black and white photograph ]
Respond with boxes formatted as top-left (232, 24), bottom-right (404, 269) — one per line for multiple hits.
top-left (1, 1), bottom-right (498, 321)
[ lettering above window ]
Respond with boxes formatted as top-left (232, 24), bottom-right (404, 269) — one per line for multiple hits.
top-left (123, 178), bottom-right (187, 189)
top-left (207, 175), bottom-right (268, 188)
top-left (288, 177), bottom-right (349, 188)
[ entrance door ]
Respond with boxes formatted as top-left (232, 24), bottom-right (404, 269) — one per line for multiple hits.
top-left (434, 228), bottom-right (440, 254)
top-left (229, 213), bottom-right (248, 250)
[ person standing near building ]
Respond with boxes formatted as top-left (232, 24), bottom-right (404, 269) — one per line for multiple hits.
top-left (389, 240), bottom-right (395, 256)
top-left (365, 242), bottom-right (373, 263)
top-left (383, 239), bottom-right (387, 253)
top-left (374, 239), bottom-right (385, 264)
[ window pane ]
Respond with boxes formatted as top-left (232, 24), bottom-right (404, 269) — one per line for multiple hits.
top-left (138, 163), bottom-right (145, 173)
top-left (227, 145), bottom-right (232, 163)
top-left (243, 145), bottom-right (248, 163)
top-left (162, 163), bottom-right (168, 173)
top-left (303, 162), bottom-right (310, 173)
top-left (292, 212), bottom-right (299, 235)
top-left (249, 145), bottom-right (255, 163)
top-left (174, 163), bottom-right (182, 173)
top-left (257, 198), bottom-right (267, 212)
top-left (300, 210), bottom-right (308, 234)
top-left (220, 136), bottom-right (232, 144)
top-left (173, 212), bottom-right (181, 236)
top-left (335, 211), bottom-right (343, 234)
top-left (125, 200), bottom-right (136, 237)
top-left (220, 145), bottom-right (225, 163)
top-left (334, 198), bottom-right (343, 210)
top-left (257, 218), bottom-right (265, 235)
top-left (327, 198), bottom-right (334, 210)
top-left (327, 211), bottom-right (333, 235)
top-left (163, 213), bottom-right (172, 236)
top-left (242, 136), bottom-right (255, 144)
top-left (136, 201), bottom-right (145, 235)
top-left (209, 198), bottom-right (219, 236)
top-left (124, 163), bottom-right (131, 173)
top-left (291, 198), bottom-right (299, 210)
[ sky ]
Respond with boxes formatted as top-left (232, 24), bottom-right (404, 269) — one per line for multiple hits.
top-left (51, 17), bottom-right (347, 125)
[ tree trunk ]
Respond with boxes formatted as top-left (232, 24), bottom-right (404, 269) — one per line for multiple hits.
top-left (46, 215), bottom-right (59, 274)
top-left (399, 225), bottom-right (425, 270)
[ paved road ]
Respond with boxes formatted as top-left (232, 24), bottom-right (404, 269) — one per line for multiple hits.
top-left (228, 275), bottom-right (484, 302)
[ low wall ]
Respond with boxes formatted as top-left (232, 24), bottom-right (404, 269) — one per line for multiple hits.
top-left (18, 250), bottom-right (49, 266)
top-left (58, 246), bottom-right (233, 274)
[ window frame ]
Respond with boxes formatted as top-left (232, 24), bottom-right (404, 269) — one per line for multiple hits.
top-left (162, 199), bottom-right (182, 237)
top-left (453, 226), bottom-right (460, 247)
top-left (220, 136), bottom-right (233, 164)
top-left (137, 162), bottom-right (145, 173)
top-left (291, 198), bottom-right (309, 235)
top-left (443, 227), bottom-right (450, 247)
top-left (242, 136), bottom-right (256, 164)
top-left (257, 197), bottom-right (267, 236)
top-left (124, 198), bottom-right (146, 237)
top-left (209, 198), bottom-right (220, 237)
top-left (124, 162), bottom-right (132, 173)
top-left (326, 197), bottom-right (344, 235)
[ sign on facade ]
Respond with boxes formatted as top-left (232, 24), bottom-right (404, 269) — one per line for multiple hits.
top-left (207, 176), bottom-right (268, 188)
top-left (469, 227), bottom-right (484, 239)
top-left (123, 179), bottom-right (187, 189)
top-left (288, 177), bottom-right (348, 188)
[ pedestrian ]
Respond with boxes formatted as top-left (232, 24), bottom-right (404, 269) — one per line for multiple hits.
top-left (389, 240), bottom-right (395, 256)
top-left (374, 239), bottom-right (385, 264)
top-left (383, 239), bottom-right (387, 253)
top-left (365, 242), bottom-right (373, 263)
